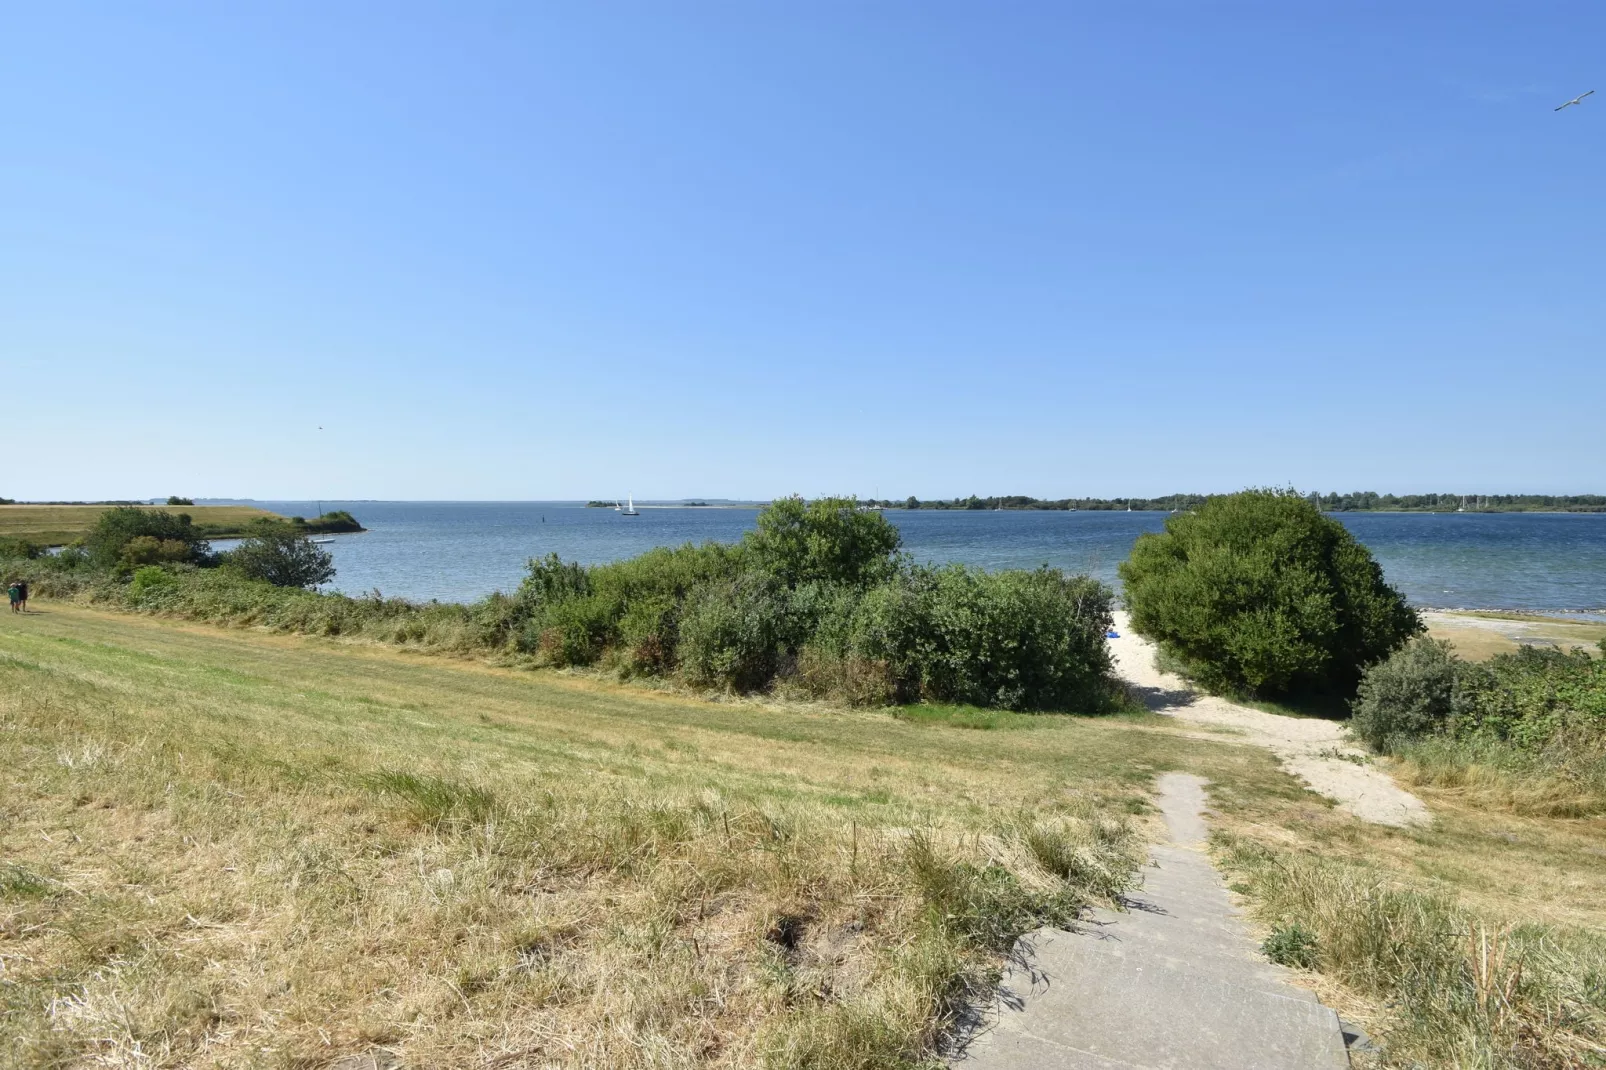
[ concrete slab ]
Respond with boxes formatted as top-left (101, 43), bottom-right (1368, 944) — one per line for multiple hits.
top-left (954, 774), bottom-right (1349, 1070)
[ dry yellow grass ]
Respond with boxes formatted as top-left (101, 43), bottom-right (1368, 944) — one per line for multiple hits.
top-left (5, 603), bottom-right (1605, 1067)
top-left (0, 504), bottom-right (282, 545)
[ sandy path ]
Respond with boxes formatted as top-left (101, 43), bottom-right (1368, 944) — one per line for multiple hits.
top-left (1108, 612), bottom-right (1430, 828)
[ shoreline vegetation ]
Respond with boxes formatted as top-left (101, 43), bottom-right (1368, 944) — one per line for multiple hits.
top-left (0, 503), bottom-right (364, 548)
top-left (4, 497), bottom-right (1125, 714)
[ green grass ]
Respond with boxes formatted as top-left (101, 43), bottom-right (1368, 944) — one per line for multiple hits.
top-left (0, 503), bottom-right (284, 545)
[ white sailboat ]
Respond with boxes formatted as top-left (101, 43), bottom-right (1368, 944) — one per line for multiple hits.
top-left (621, 496), bottom-right (640, 516)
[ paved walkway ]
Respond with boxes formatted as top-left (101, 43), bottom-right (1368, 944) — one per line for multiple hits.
top-left (955, 773), bottom-right (1351, 1070)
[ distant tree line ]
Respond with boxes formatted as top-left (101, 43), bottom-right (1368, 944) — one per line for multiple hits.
top-left (857, 493), bottom-right (1606, 513)
top-left (1307, 492), bottom-right (1606, 513)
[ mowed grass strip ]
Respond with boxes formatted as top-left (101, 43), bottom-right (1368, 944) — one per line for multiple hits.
top-left (0, 504), bottom-right (281, 545)
top-left (1, 603), bottom-right (1232, 1069)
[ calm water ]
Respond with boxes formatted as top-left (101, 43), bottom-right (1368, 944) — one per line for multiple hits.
top-left (231, 502), bottom-right (1606, 613)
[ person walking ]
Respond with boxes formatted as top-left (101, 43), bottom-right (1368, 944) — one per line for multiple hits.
top-left (15, 579), bottom-right (26, 612)
top-left (6, 580), bottom-right (20, 613)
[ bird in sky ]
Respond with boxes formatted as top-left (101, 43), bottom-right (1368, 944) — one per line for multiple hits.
top-left (1555, 90), bottom-right (1595, 111)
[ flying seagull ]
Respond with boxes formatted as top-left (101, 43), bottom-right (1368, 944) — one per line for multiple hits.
top-left (1556, 90), bottom-right (1595, 111)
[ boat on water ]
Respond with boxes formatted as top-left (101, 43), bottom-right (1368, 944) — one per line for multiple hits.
top-left (620, 496), bottom-right (640, 516)
top-left (311, 537), bottom-right (335, 544)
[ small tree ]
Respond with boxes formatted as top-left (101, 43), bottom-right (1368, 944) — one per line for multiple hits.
top-left (743, 495), bottom-right (901, 589)
top-left (166, 496), bottom-right (195, 506)
top-left (227, 531), bottom-right (335, 589)
top-left (1119, 489), bottom-right (1420, 698)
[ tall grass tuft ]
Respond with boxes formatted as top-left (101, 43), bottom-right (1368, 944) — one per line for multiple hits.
top-left (1219, 835), bottom-right (1606, 1067)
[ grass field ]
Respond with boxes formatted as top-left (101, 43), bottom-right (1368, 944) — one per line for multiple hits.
top-left (3, 603), bottom-right (1604, 1067)
top-left (0, 505), bottom-right (284, 546)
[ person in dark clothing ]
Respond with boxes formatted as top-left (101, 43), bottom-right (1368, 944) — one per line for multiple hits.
top-left (15, 580), bottom-right (26, 612)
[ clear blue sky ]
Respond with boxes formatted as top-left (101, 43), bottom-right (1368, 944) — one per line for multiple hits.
top-left (4, 2), bottom-right (1602, 501)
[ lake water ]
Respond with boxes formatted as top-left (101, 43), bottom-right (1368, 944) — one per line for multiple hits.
top-left (223, 502), bottom-right (1606, 614)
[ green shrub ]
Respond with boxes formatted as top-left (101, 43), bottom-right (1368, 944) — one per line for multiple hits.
top-left (534, 593), bottom-right (618, 667)
top-left (1119, 489), bottom-right (1420, 699)
top-left (128, 566), bottom-right (180, 599)
top-left (677, 575), bottom-right (790, 691)
top-left (0, 537), bottom-right (43, 560)
top-left (1261, 923), bottom-right (1319, 969)
top-left (850, 566), bottom-right (1116, 711)
top-left (224, 531), bottom-right (335, 589)
top-left (1452, 646), bottom-right (1606, 752)
top-left (743, 495), bottom-right (901, 588)
top-left (85, 507), bottom-right (212, 570)
top-left (1350, 637), bottom-right (1458, 753)
top-left (118, 535), bottom-right (195, 570)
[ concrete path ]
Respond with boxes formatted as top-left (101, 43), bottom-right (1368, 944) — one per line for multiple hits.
top-left (955, 773), bottom-right (1351, 1070)
top-left (1108, 612), bottom-right (1429, 829)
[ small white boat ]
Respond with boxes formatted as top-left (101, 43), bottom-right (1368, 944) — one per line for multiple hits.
top-left (621, 496), bottom-right (640, 516)
top-left (311, 537), bottom-right (335, 544)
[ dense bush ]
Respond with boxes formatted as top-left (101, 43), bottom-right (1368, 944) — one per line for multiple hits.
top-left (1350, 637), bottom-right (1458, 752)
top-left (849, 566), bottom-right (1116, 710)
top-left (743, 495), bottom-right (902, 588)
top-left (1351, 639), bottom-right (1606, 810)
top-left (1452, 645), bottom-right (1606, 751)
top-left (0, 537), bottom-right (44, 560)
top-left (1355, 640), bottom-right (1606, 755)
top-left (84, 507), bottom-right (212, 570)
top-left (224, 531), bottom-right (336, 589)
top-left (1119, 489), bottom-right (1420, 699)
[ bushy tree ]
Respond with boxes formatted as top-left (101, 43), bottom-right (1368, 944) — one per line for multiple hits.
top-left (226, 531), bottom-right (335, 589)
top-left (85, 508), bottom-right (211, 570)
top-left (1119, 489), bottom-right (1419, 698)
top-left (743, 496), bottom-right (901, 588)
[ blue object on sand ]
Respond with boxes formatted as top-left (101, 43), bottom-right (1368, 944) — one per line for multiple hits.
top-left (1106, 630), bottom-right (1120, 638)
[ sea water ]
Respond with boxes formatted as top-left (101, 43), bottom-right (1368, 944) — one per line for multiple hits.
top-left (227, 502), bottom-right (1606, 613)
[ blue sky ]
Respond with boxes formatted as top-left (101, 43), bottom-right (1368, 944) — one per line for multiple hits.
top-left (4, 2), bottom-right (1602, 501)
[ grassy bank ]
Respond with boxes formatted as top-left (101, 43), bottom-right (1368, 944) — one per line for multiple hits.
top-left (0, 504), bottom-right (321, 546)
top-left (0, 603), bottom-right (1165, 1069)
top-left (4, 603), bottom-right (1605, 1066)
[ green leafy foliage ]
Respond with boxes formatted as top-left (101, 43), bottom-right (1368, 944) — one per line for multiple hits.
top-left (676, 575), bottom-right (791, 691)
top-left (741, 495), bottom-right (902, 588)
top-left (224, 531), bottom-right (336, 589)
top-left (0, 536), bottom-right (44, 560)
top-left (849, 566), bottom-right (1117, 710)
top-left (128, 566), bottom-right (181, 599)
top-left (1119, 489), bottom-right (1420, 698)
top-left (1261, 923), bottom-right (1319, 969)
top-left (85, 507), bottom-right (212, 570)
top-left (1350, 637), bottom-right (1459, 752)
